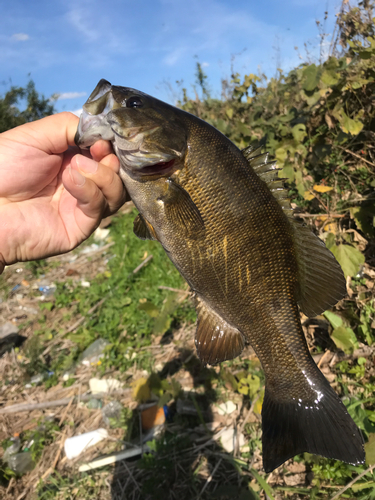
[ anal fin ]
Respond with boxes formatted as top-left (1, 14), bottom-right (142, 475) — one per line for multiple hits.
top-left (194, 296), bottom-right (245, 365)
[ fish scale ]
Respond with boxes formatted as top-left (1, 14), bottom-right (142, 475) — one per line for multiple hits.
top-left (75, 79), bottom-right (365, 472)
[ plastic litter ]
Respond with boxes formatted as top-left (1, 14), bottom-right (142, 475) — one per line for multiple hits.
top-left (0, 322), bottom-right (19, 339)
top-left (78, 445), bottom-right (149, 472)
top-left (80, 243), bottom-right (100, 255)
top-left (7, 451), bottom-right (35, 474)
top-left (3, 434), bottom-right (21, 462)
top-left (93, 227), bottom-right (110, 241)
top-left (216, 401), bottom-right (237, 416)
top-left (3, 434), bottom-right (35, 474)
top-left (219, 427), bottom-right (245, 453)
top-left (81, 338), bottom-right (110, 366)
top-left (101, 401), bottom-right (123, 426)
top-left (141, 404), bottom-right (166, 430)
top-left (87, 398), bottom-right (103, 409)
top-left (89, 378), bottom-right (122, 395)
top-left (25, 371), bottom-right (54, 388)
top-left (64, 428), bottom-right (108, 460)
top-left (38, 281), bottom-right (57, 296)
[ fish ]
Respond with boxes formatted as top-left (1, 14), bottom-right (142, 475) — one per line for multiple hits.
top-left (75, 79), bottom-right (365, 472)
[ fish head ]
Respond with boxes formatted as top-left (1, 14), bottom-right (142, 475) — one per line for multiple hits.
top-left (75, 79), bottom-right (187, 179)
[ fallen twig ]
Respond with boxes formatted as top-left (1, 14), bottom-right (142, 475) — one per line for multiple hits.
top-left (0, 389), bottom-right (131, 414)
top-left (199, 458), bottom-right (222, 497)
top-left (313, 346), bottom-right (375, 366)
top-left (62, 298), bottom-right (106, 337)
top-left (158, 286), bottom-right (189, 294)
top-left (127, 254), bottom-right (153, 278)
top-left (338, 146), bottom-right (375, 169)
top-left (317, 349), bottom-right (331, 369)
top-left (295, 213), bottom-right (345, 218)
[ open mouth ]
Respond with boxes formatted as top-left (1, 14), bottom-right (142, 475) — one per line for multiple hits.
top-left (138, 159), bottom-right (176, 177)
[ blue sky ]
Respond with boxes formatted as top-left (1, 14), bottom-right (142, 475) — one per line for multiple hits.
top-left (1, 0), bottom-right (339, 113)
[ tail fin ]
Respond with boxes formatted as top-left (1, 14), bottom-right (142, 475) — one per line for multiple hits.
top-left (262, 373), bottom-right (365, 473)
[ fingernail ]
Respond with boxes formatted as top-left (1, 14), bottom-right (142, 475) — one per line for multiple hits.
top-left (76, 155), bottom-right (98, 173)
top-left (70, 167), bottom-right (86, 186)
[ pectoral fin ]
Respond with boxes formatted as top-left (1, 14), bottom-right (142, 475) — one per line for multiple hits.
top-left (194, 296), bottom-right (245, 365)
top-left (159, 179), bottom-right (205, 240)
top-left (133, 214), bottom-right (157, 241)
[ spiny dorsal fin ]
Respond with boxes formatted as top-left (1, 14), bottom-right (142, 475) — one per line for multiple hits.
top-left (194, 295), bottom-right (245, 365)
top-left (242, 146), bottom-right (293, 218)
top-left (242, 145), bottom-right (347, 317)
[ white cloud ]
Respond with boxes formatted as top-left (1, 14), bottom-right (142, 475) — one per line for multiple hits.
top-left (11, 33), bottom-right (29, 41)
top-left (66, 6), bottom-right (99, 42)
top-left (57, 92), bottom-right (87, 100)
top-left (70, 108), bottom-right (83, 117)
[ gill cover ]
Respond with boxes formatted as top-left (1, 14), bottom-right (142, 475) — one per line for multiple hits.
top-left (75, 79), bottom-right (187, 173)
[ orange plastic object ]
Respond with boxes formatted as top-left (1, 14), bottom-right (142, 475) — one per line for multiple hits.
top-left (141, 405), bottom-right (165, 430)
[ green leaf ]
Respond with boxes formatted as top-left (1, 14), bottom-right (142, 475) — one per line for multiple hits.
top-left (320, 70), bottom-right (339, 87)
top-left (330, 244), bottom-right (365, 277)
top-left (226, 108), bottom-right (234, 119)
top-left (238, 378), bottom-right (249, 395)
top-left (335, 109), bottom-right (364, 136)
top-left (303, 90), bottom-right (321, 106)
top-left (275, 147), bottom-right (287, 162)
top-left (279, 165), bottom-right (295, 182)
top-left (350, 205), bottom-right (375, 238)
top-left (138, 301), bottom-right (159, 318)
top-left (247, 374), bottom-right (260, 398)
top-left (365, 433), bottom-right (375, 465)
top-left (292, 123), bottom-right (306, 142)
top-left (302, 64), bottom-right (320, 91)
top-left (323, 311), bottom-right (343, 329)
top-left (250, 469), bottom-right (275, 500)
top-left (325, 233), bottom-right (336, 250)
top-left (331, 326), bottom-right (358, 354)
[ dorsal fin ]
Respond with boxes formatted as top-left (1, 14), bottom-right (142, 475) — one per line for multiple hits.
top-left (242, 145), bottom-right (347, 317)
top-left (292, 220), bottom-right (347, 317)
top-left (242, 146), bottom-right (293, 217)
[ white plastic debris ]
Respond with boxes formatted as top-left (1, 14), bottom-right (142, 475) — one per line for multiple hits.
top-left (78, 445), bottom-right (149, 472)
top-left (0, 323), bottom-right (19, 339)
top-left (81, 338), bottom-right (109, 366)
top-left (93, 227), bottom-right (110, 241)
top-left (80, 243), bottom-right (100, 255)
top-left (64, 428), bottom-right (108, 459)
top-left (219, 428), bottom-right (245, 453)
top-left (89, 378), bottom-right (122, 395)
top-left (80, 280), bottom-right (91, 288)
top-left (216, 401), bottom-right (237, 416)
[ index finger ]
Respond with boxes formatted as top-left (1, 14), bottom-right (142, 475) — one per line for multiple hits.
top-left (2, 112), bottom-right (80, 154)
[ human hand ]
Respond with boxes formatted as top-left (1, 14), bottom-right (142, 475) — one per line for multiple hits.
top-left (0, 112), bottom-right (128, 274)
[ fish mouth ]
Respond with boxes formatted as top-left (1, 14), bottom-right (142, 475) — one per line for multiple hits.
top-left (138, 159), bottom-right (176, 177)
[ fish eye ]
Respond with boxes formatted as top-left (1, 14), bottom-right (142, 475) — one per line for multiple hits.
top-left (126, 96), bottom-right (143, 108)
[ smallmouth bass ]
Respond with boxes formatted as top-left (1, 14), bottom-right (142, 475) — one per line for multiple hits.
top-left (75, 80), bottom-right (365, 472)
